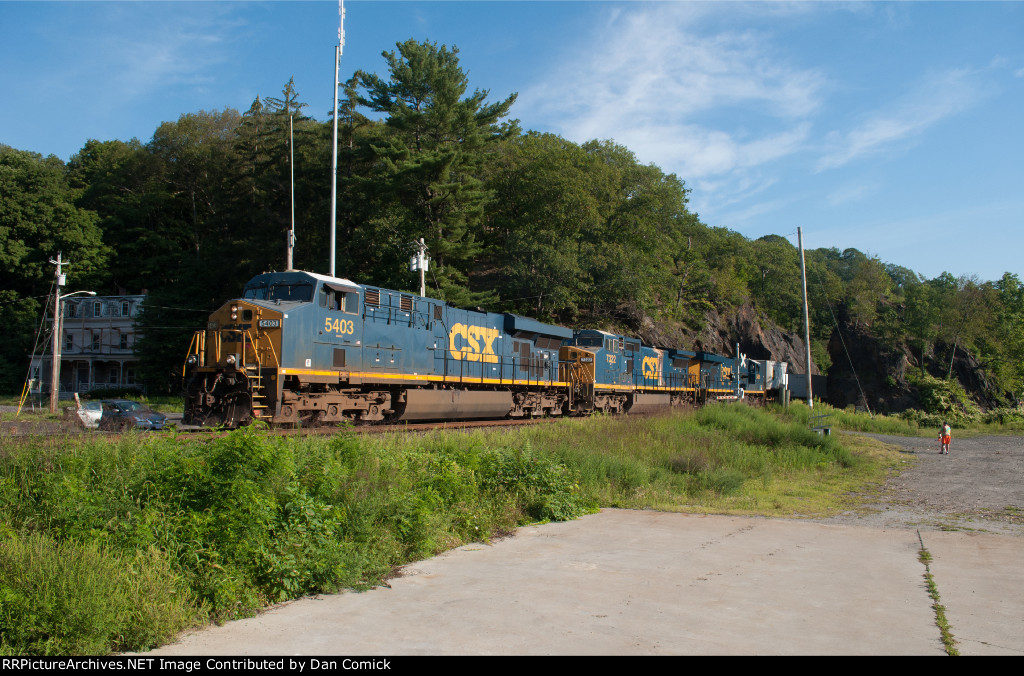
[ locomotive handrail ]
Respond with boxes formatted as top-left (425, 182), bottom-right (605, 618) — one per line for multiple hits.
top-left (181, 330), bottom-right (206, 379)
top-left (246, 328), bottom-right (280, 368)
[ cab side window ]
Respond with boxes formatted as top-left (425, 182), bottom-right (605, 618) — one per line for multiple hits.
top-left (319, 287), bottom-right (358, 313)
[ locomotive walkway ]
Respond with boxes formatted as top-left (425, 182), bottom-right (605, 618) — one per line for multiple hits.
top-left (144, 508), bottom-right (1023, 656)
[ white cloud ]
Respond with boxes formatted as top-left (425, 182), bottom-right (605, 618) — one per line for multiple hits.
top-left (826, 181), bottom-right (879, 207)
top-left (517, 3), bottom-right (824, 180)
top-left (816, 67), bottom-right (987, 170)
top-left (66, 4), bottom-right (244, 104)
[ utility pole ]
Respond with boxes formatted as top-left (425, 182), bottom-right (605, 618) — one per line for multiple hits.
top-left (410, 238), bottom-right (428, 297)
top-left (49, 253), bottom-right (65, 414)
top-left (798, 227), bottom-right (814, 409)
top-left (47, 254), bottom-right (96, 414)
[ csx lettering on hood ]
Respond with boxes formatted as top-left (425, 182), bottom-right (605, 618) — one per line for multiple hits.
top-left (448, 323), bottom-right (499, 362)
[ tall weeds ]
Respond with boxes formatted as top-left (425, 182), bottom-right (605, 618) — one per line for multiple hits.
top-left (0, 428), bottom-right (589, 654)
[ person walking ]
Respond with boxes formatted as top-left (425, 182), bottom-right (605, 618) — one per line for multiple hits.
top-left (939, 421), bottom-right (951, 455)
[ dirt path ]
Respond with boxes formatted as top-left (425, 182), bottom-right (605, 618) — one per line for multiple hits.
top-left (814, 433), bottom-right (1024, 535)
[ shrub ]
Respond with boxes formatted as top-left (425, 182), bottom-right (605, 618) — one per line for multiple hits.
top-left (0, 533), bottom-right (197, 655)
top-left (479, 445), bottom-right (590, 522)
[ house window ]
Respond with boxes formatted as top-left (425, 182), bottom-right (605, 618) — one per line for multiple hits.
top-left (93, 301), bottom-right (103, 317)
top-left (121, 301), bottom-right (131, 316)
top-left (125, 368), bottom-right (135, 385)
top-left (109, 369), bottom-right (118, 384)
top-left (91, 332), bottom-right (101, 351)
top-left (120, 334), bottom-right (129, 350)
top-left (67, 303), bottom-right (80, 318)
top-left (64, 333), bottom-right (73, 351)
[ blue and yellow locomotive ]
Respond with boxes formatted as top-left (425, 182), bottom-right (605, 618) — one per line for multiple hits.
top-left (183, 271), bottom-right (571, 427)
top-left (182, 270), bottom-right (779, 427)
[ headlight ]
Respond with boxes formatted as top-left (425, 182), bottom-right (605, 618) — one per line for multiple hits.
top-left (187, 354), bottom-right (199, 366)
top-left (225, 354), bottom-right (237, 366)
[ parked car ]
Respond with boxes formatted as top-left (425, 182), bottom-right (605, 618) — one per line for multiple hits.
top-left (98, 399), bottom-right (167, 431)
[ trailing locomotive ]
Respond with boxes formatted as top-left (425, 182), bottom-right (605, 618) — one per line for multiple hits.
top-left (182, 270), bottom-right (783, 428)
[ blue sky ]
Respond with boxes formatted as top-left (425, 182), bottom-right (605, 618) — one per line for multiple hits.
top-left (2, 1), bottom-right (1022, 283)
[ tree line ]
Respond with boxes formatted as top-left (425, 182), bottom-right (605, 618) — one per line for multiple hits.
top-left (1, 39), bottom-right (1021, 404)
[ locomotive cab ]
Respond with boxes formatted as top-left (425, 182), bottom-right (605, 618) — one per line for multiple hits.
top-left (182, 295), bottom-right (286, 427)
top-left (183, 270), bottom-right (364, 427)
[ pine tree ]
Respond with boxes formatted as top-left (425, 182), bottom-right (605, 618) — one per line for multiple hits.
top-left (357, 39), bottom-right (518, 305)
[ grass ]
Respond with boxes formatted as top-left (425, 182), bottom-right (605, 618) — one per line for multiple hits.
top-left (917, 540), bottom-right (959, 656)
top-left (506, 404), bottom-right (900, 518)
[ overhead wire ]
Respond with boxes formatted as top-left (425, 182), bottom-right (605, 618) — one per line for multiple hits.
top-left (19, 280), bottom-right (58, 410)
top-left (809, 263), bottom-right (873, 417)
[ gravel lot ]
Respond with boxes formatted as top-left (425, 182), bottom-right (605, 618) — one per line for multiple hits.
top-left (814, 432), bottom-right (1024, 536)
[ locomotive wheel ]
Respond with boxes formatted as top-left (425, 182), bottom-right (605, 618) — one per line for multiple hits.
top-left (299, 410), bottom-right (323, 428)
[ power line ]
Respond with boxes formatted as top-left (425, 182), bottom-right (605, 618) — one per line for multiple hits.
top-left (809, 265), bottom-right (873, 417)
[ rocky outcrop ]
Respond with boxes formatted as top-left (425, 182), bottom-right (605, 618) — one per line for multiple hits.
top-left (636, 302), bottom-right (817, 373)
top-left (824, 315), bottom-right (917, 412)
top-left (824, 310), bottom-right (1003, 413)
top-left (928, 340), bottom-right (1002, 410)
top-left (632, 301), bottom-right (1004, 413)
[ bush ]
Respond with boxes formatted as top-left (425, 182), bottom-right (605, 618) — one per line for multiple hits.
top-left (479, 444), bottom-right (589, 522)
top-left (908, 373), bottom-right (981, 424)
top-left (0, 533), bottom-right (197, 655)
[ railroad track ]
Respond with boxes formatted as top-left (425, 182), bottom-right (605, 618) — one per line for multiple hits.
top-left (179, 416), bottom-right (562, 438)
top-left (0, 415), bottom-right (563, 439)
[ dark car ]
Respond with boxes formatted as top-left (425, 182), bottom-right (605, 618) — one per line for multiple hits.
top-left (98, 399), bottom-right (167, 431)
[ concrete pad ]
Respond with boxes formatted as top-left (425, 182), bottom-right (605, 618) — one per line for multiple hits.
top-left (148, 510), bottom-right (947, 655)
top-left (922, 531), bottom-right (1024, 656)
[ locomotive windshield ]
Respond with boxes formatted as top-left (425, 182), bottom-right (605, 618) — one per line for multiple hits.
top-left (575, 335), bottom-right (603, 348)
top-left (243, 281), bottom-right (314, 302)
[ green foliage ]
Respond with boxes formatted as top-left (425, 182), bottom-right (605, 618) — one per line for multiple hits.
top-left (0, 145), bottom-right (110, 393)
top-left (485, 133), bottom-right (697, 325)
top-left (0, 426), bottom-right (592, 654)
top-left (81, 385), bottom-right (143, 399)
top-left (907, 372), bottom-right (981, 424)
top-left (0, 533), bottom-right (196, 655)
top-left (694, 404), bottom-right (857, 470)
top-left (357, 39), bottom-right (518, 306)
top-left (479, 444), bottom-right (588, 521)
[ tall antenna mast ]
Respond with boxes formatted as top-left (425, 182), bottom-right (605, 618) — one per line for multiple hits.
top-left (287, 114), bottom-right (295, 270)
top-left (329, 0), bottom-right (345, 277)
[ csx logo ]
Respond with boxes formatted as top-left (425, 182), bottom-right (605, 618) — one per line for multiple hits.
top-left (642, 356), bottom-right (661, 379)
top-left (448, 323), bottom-right (499, 362)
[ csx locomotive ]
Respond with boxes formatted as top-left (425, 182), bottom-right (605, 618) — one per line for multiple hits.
top-left (182, 270), bottom-right (784, 427)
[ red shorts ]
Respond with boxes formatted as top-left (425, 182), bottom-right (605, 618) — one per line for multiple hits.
top-left (942, 435), bottom-right (951, 445)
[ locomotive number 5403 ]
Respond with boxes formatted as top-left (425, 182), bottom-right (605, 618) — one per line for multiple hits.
top-left (325, 318), bottom-right (355, 335)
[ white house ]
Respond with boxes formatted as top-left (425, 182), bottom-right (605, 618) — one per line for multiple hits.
top-left (30, 293), bottom-right (146, 396)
